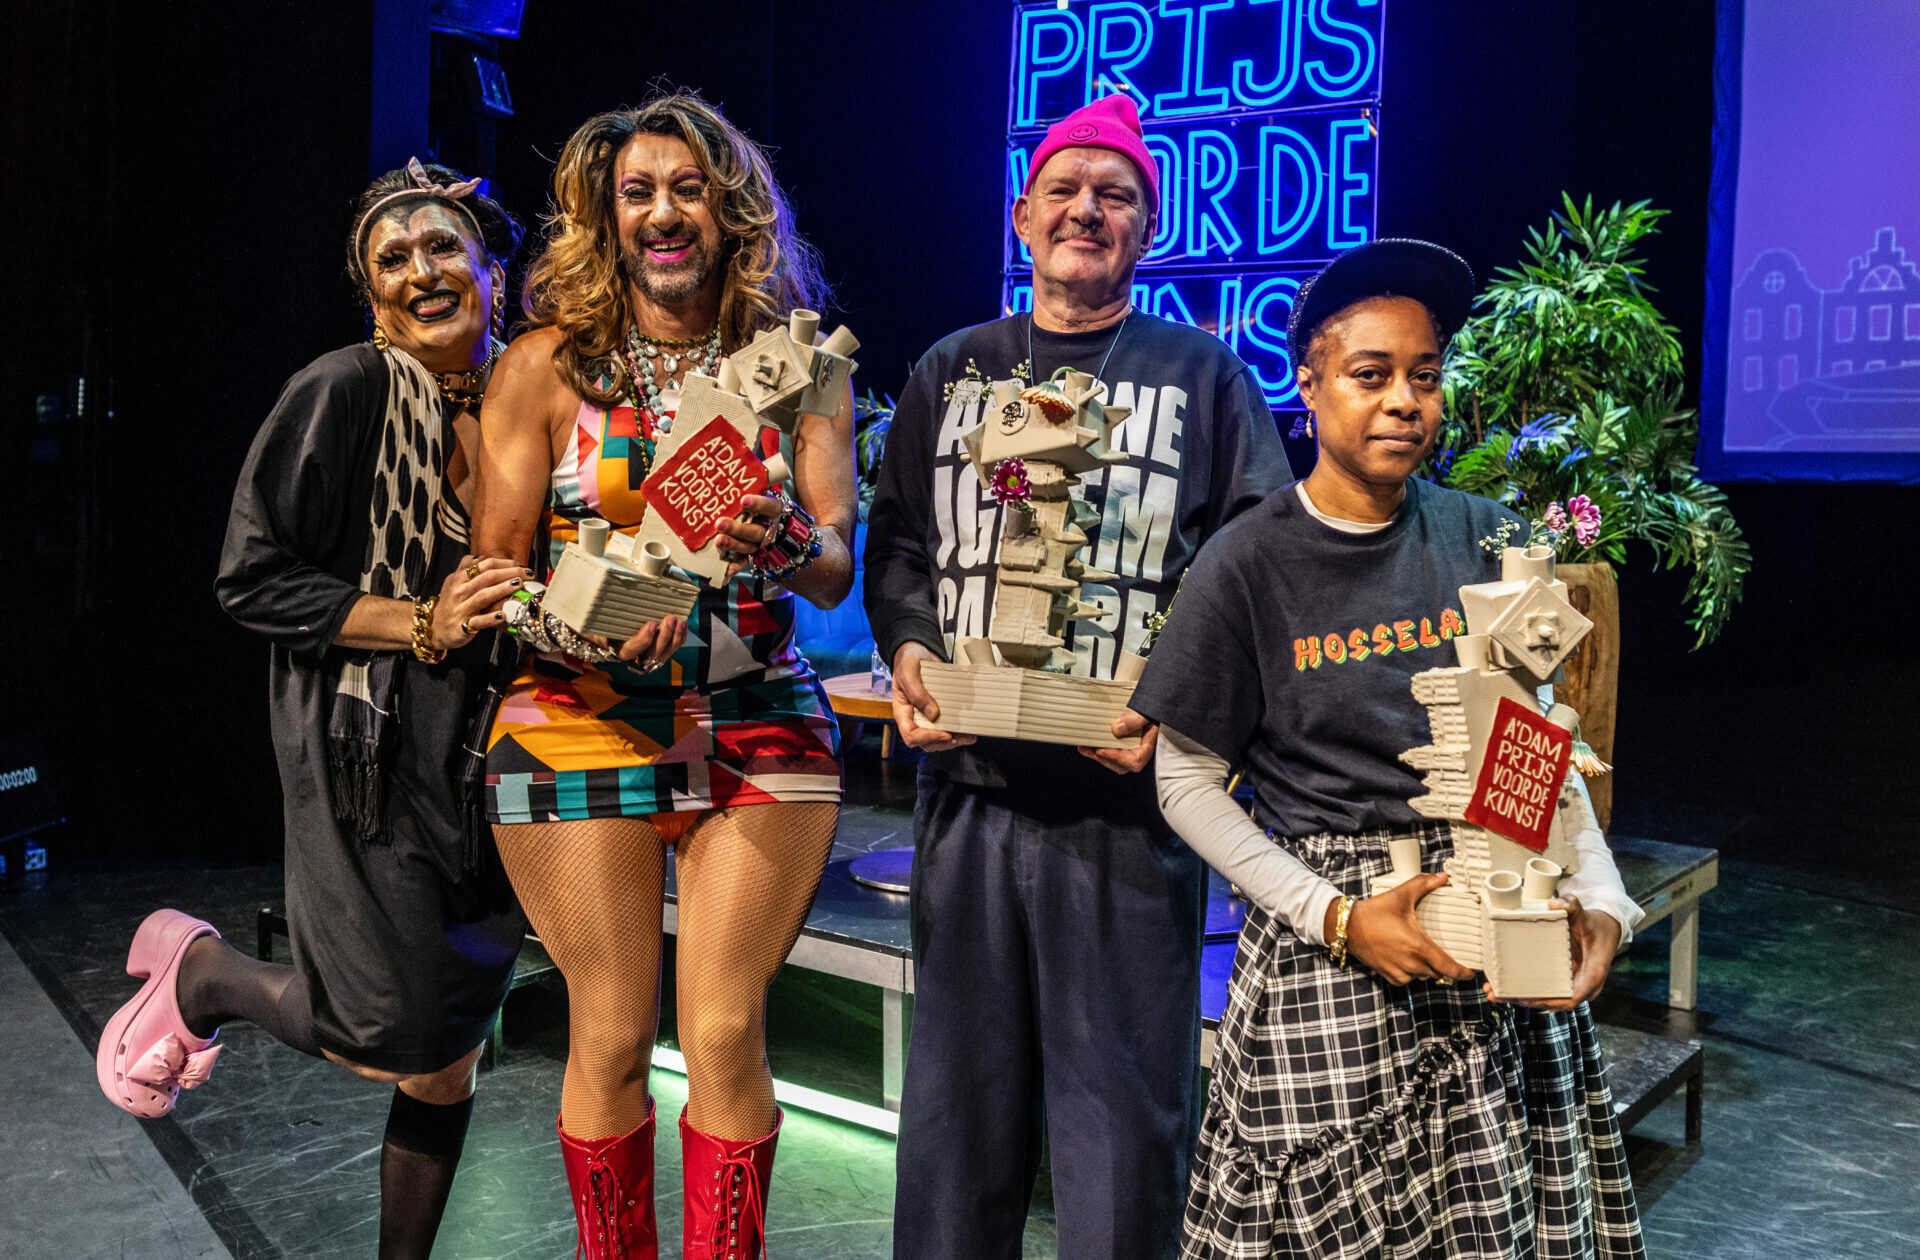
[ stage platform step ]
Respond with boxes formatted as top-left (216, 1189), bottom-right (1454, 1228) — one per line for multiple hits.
top-left (253, 818), bottom-right (1716, 1133)
top-left (1595, 1022), bottom-right (1704, 1141)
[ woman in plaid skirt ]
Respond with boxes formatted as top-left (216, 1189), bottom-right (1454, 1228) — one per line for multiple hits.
top-left (1129, 240), bottom-right (1647, 1259)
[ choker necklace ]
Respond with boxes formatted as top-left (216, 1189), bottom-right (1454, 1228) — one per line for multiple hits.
top-left (1027, 308), bottom-right (1130, 388)
top-left (623, 324), bottom-right (722, 416)
top-left (630, 328), bottom-right (713, 350)
top-left (433, 338), bottom-right (503, 410)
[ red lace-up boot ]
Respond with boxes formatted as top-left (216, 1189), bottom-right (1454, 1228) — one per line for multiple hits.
top-left (557, 1104), bottom-right (658, 1259)
top-left (679, 1107), bottom-right (781, 1259)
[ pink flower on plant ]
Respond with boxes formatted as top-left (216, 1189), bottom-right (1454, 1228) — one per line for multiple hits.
top-left (1540, 502), bottom-right (1570, 534)
top-left (1567, 494), bottom-right (1602, 547)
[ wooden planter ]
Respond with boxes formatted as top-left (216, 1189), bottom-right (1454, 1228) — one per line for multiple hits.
top-left (1557, 562), bottom-right (1620, 830)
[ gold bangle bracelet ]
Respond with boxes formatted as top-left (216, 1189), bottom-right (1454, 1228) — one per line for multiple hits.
top-left (411, 595), bottom-right (447, 664)
top-left (1328, 894), bottom-right (1357, 967)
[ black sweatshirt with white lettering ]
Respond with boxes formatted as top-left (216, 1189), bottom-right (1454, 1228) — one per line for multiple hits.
top-left (864, 311), bottom-right (1290, 800)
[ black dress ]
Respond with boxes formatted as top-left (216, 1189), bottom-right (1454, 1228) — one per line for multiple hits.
top-left (217, 343), bottom-right (524, 1074)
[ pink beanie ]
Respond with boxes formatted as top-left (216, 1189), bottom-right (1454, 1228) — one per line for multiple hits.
top-left (1022, 94), bottom-right (1160, 205)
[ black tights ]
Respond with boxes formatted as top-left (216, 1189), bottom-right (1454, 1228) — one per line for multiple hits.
top-left (379, 1088), bottom-right (474, 1259)
top-left (175, 934), bottom-right (475, 1259)
top-left (178, 935), bottom-right (318, 1053)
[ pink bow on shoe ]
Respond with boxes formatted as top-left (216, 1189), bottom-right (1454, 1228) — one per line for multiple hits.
top-left (128, 1034), bottom-right (223, 1098)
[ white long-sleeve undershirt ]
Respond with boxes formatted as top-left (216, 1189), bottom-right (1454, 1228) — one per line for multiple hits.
top-left (1156, 728), bottom-right (1347, 945)
top-left (1154, 728), bottom-right (1643, 945)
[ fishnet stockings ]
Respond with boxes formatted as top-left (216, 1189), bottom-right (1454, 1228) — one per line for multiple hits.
top-left (493, 802), bottom-right (837, 1142)
top-left (675, 801), bottom-right (837, 1139)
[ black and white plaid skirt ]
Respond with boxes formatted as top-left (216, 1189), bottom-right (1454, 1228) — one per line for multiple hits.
top-left (1183, 822), bottom-right (1645, 1260)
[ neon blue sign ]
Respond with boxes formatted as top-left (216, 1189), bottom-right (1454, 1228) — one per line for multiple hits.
top-left (1006, 268), bottom-right (1314, 406)
top-left (1005, 0), bottom-right (1383, 409)
top-left (1004, 113), bottom-right (1376, 268)
top-left (1012, 0), bottom-right (1381, 128)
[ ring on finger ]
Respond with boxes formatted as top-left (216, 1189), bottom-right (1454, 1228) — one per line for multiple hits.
top-left (459, 616), bottom-right (473, 636)
top-left (1434, 976), bottom-right (1455, 986)
top-left (465, 563), bottom-right (482, 579)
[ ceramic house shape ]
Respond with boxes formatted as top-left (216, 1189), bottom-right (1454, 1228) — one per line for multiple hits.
top-left (1375, 544), bottom-right (1596, 999)
top-left (1457, 547), bottom-right (1593, 682)
top-left (730, 310), bottom-right (859, 435)
top-left (735, 325), bottom-right (813, 418)
top-left (542, 518), bottom-right (700, 641)
top-left (918, 371), bottom-right (1144, 748)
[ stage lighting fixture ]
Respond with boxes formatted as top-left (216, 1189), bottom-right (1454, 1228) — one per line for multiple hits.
top-left (467, 52), bottom-right (513, 118)
top-left (428, 0), bottom-right (525, 39)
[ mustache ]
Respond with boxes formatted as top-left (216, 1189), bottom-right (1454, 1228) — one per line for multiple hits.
top-left (637, 225), bottom-right (698, 247)
top-left (1052, 224), bottom-right (1112, 246)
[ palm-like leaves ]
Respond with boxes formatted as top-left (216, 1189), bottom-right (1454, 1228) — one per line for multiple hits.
top-left (1433, 195), bottom-right (1748, 646)
top-left (853, 388), bottom-right (895, 523)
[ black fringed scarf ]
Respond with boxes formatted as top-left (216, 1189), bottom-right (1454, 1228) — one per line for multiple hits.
top-left (325, 345), bottom-right (445, 843)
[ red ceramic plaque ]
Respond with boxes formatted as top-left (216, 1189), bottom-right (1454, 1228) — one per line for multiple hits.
top-left (642, 417), bottom-right (770, 551)
top-left (1462, 696), bottom-right (1572, 852)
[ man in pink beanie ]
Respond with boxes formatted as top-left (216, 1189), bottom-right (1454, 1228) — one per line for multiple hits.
top-left (866, 94), bottom-right (1291, 1256)
top-left (1022, 91), bottom-right (1161, 204)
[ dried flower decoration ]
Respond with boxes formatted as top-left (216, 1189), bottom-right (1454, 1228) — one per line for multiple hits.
top-left (1478, 517), bottom-right (1525, 554)
top-left (1141, 574), bottom-right (1186, 656)
top-left (1020, 369), bottom-right (1076, 421)
top-left (941, 359), bottom-right (991, 404)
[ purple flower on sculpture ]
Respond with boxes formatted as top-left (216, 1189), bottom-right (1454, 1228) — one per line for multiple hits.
top-left (1540, 502), bottom-right (1570, 534)
top-left (989, 457), bottom-right (1033, 506)
top-left (1567, 494), bottom-right (1602, 547)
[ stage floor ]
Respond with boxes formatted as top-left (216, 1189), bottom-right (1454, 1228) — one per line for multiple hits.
top-left (5, 747), bottom-right (1918, 1258)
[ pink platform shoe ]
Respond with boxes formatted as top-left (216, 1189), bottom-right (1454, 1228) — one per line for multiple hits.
top-left (96, 909), bottom-right (224, 1118)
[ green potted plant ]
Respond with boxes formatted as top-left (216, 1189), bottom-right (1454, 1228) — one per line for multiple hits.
top-left (1432, 195), bottom-right (1751, 824)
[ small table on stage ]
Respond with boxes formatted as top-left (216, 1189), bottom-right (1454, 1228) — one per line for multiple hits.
top-left (823, 671), bottom-right (898, 757)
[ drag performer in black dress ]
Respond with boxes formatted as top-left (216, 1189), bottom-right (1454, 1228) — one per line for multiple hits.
top-left (95, 160), bottom-right (528, 1259)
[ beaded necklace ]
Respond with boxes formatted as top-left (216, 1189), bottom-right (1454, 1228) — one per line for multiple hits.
top-left (623, 325), bottom-right (722, 415)
top-left (618, 325), bottom-right (721, 481)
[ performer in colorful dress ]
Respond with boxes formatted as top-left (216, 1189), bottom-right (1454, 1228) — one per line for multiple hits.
top-left (472, 92), bottom-right (854, 1260)
top-left (1130, 239), bottom-right (1648, 1259)
top-left (95, 160), bottom-right (528, 1259)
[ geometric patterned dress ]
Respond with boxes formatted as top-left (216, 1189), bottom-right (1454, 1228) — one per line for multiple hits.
top-left (484, 393), bottom-right (842, 823)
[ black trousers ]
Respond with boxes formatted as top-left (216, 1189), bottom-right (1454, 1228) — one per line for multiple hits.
top-left (893, 771), bottom-right (1206, 1259)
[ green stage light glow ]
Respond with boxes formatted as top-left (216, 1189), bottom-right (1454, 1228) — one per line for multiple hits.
top-left (650, 1047), bottom-right (901, 1137)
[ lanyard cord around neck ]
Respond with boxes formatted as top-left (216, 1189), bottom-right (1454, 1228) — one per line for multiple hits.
top-left (1028, 308), bottom-right (1130, 387)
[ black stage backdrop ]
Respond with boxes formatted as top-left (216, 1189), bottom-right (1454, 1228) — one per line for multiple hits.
top-left (6, 2), bottom-right (1912, 894)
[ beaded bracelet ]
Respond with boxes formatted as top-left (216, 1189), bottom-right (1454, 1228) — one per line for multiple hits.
top-left (411, 596), bottom-right (446, 664)
top-left (501, 585), bottom-right (627, 665)
top-left (746, 493), bottom-right (822, 582)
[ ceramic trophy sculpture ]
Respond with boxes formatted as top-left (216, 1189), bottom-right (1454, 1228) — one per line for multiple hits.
top-left (917, 369), bottom-right (1146, 749)
top-left (1378, 543), bottom-right (1596, 999)
top-left (536, 310), bottom-right (858, 647)
top-left (632, 309), bottom-right (858, 588)
top-left (540, 519), bottom-right (700, 638)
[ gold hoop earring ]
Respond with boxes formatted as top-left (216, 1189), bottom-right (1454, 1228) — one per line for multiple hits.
top-left (491, 287), bottom-right (505, 342)
top-left (372, 322), bottom-right (390, 351)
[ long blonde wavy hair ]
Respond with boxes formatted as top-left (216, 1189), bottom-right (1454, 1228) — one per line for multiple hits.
top-left (522, 91), bottom-right (830, 405)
